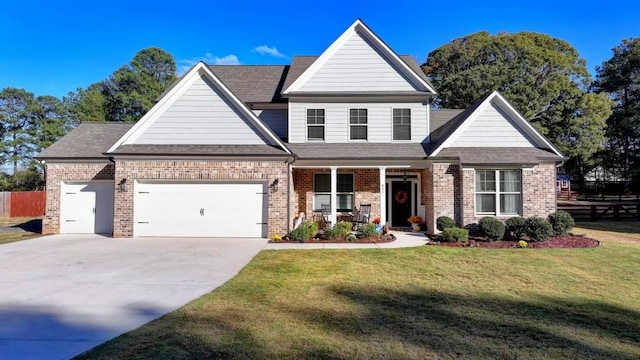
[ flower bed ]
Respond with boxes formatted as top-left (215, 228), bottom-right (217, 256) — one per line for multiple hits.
top-left (428, 234), bottom-right (599, 248)
top-left (271, 232), bottom-right (396, 244)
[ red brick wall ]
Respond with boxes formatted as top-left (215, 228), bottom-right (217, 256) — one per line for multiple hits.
top-left (429, 163), bottom-right (461, 232)
top-left (113, 160), bottom-right (288, 238)
top-left (291, 168), bottom-right (381, 223)
top-left (43, 163), bottom-right (115, 234)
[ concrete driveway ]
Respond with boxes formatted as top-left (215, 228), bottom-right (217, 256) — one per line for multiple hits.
top-left (0, 234), bottom-right (267, 360)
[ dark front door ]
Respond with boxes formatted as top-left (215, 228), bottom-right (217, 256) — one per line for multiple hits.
top-left (391, 181), bottom-right (412, 227)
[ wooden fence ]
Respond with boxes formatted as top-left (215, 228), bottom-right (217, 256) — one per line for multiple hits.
top-left (0, 191), bottom-right (46, 217)
top-left (559, 203), bottom-right (640, 222)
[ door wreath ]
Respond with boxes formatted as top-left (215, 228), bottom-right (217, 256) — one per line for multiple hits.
top-left (394, 190), bottom-right (408, 204)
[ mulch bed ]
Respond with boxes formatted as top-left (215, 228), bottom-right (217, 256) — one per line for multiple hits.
top-left (429, 234), bottom-right (600, 248)
top-left (271, 233), bottom-right (396, 244)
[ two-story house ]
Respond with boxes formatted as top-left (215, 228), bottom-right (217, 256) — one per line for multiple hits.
top-left (38, 19), bottom-right (563, 238)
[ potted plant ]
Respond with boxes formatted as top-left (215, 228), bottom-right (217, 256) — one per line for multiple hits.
top-left (407, 215), bottom-right (422, 231)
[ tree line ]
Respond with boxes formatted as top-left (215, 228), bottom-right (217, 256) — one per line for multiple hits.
top-left (0, 47), bottom-right (176, 190)
top-left (1, 34), bottom-right (638, 191)
top-left (423, 32), bottom-right (640, 187)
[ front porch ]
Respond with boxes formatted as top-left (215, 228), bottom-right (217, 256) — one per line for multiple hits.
top-left (290, 163), bottom-right (430, 230)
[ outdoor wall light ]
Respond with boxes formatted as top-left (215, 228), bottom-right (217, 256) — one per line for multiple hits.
top-left (118, 178), bottom-right (127, 192)
top-left (270, 179), bottom-right (279, 192)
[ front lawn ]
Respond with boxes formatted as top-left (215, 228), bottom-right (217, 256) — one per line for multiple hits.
top-left (77, 230), bottom-right (640, 359)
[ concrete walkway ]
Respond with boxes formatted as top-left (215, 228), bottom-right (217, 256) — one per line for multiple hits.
top-left (264, 231), bottom-right (430, 249)
top-left (0, 234), bottom-right (267, 360)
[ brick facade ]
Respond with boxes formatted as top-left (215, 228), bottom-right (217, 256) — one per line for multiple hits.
top-left (43, 163), bottom-right (115, 234)
top-left (427, 162), bottom-right (558, 232)
top-left (113, 160), bottom-right (289, 238)
top-left (291, 168), bottom-right (381, 224)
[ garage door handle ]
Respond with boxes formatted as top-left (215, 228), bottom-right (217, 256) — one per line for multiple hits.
top-left (200, 208), bottom-right (204, 216)
top-left (92, 207), bottom-right (96, 214)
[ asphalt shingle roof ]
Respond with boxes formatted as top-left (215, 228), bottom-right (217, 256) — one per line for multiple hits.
top-left (433, 147), bottom-right (563, 164)
top-left (430, 109), bottom-right (464, 134)
top-left (209, 65), bottom-right (289, 104)
top-left (286, 143), bottom-right (431, 160)
top-left (110, 144), bottom-right (290, 156)
top-left (37, 123), bottom-right (134, 159)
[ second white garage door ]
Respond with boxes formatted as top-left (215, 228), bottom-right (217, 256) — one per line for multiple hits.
top-left (134, 182), bottom-right (267, 237)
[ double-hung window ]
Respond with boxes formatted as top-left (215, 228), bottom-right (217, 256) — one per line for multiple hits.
top-left (307, 109), bottom-right (325, 141)
top-left (475, 170), bottom-right (522, 215)
top-left (393, 108), bottom-right (411, 140)
top-left (313, 173), bottom-right (354, 212)
top-left (349, 109), bottom-right (368, 140)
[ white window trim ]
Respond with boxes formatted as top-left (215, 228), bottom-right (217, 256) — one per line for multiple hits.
top-left (306, 108), bottom-right (325, 142)
top-left (474, 169), bottom-right (522, 216)
top-left (392, 108), bottom-right (412, 142)
top-left (313, 173), bottom-right (354, 212)
top-left (348, 108), bottom-right (368, 142)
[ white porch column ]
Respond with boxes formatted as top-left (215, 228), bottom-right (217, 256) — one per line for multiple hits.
top-left (330, 166), bottom-right (337, 226)
top-left (379, 166), bottom-right (387, 226)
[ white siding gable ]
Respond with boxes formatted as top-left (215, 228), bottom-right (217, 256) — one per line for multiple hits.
top-left (296, 32), bottom-right (419, 92)
top-left (133, 74), bottom-right (270, 145)
top-left (450, 102), bottom-right (537, 147)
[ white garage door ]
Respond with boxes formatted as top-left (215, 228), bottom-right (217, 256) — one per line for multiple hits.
top-left (60, 181), bottom-right (114, 234)
top-left (134, 182), bottom-right (267, 237)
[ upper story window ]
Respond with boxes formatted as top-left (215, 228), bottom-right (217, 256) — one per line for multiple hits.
top-left (349, 109), bottom-right (368, 140)
top-left (393, 108), bottom-right (411, 140)
top-left (476, 169), bottom-right (522, 216)
top-left (307, 109), bottom-right (325, 141)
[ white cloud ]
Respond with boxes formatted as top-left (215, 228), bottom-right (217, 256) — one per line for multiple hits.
top-left (178, 53), bottom-right (240, 73)
top-left (253, 45), bottom-right (287, 58)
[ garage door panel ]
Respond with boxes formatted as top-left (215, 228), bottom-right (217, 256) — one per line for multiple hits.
top-left (60, 181), bottom-right (114, 234)
top-left (134, 182), bottom-right (266, 238)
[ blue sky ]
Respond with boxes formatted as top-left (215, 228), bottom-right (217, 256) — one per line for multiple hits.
top-left (1, 0), bottom-right (638, 98)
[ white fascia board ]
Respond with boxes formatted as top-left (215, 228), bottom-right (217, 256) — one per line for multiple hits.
top-left (107, 62), bottom-right (291, 155)
top-left (282, 19), bottom-right (437, 95)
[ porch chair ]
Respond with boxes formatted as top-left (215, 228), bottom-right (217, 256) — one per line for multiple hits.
top-left (352, 203), bottom-right (371, 230)
top-left (312, 207), bottom-right (332, 229)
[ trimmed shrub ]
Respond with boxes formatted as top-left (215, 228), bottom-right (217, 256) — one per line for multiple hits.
top-left (442, 227), bottom-right (469, 243)
top-left (325, 221), bottom-right (352, 240)
top-left (436, 216), bottom-right (456, 231)
top-left (289, 220), bottom-right (318, 242)
top-left (359, 223), bottom-right (377, 238)
top-left (548, 210), bottom-right (575, 235)
top-left (478, 217), bottom-right (505, 241)
top-left (346, 234), bottom-right (357, 242)
top-left (505, 216), bottom-right (527, 240)
top-left (524, 216), bottom-right (553, 242)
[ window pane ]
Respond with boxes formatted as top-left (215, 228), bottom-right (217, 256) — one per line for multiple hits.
top-left (350, 126), bottom-right (367, 140)
top-left (500, 170), bottom-right (521, 192)
top-left (476, 170), bottom-right (496, 192)
top-left (308, 126), bottom-right (324, 140)
top-left (307, 109), bottom-right (325, 125)
top-left (337, 174), bottom-right (353, 192)
top-left (500, 194), bottom-right (521, 214)
top-left (350, 109), bottom-right (367, 124)
top-left (476, 194), bottom-right (496, 213)
top-left (337, 194), bottom-right (353, 211)
top-left (314, 194), bottom-right (331, 211)
top-left (314, 174), bottom-right (330, 192)
top-left (393, 125), bottom-right (411, 140)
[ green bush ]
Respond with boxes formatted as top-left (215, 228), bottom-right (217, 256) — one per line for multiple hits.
top-left (346, 234), bottom-right (357, 242)
top-left (548, 210), bottom-right (575, 235)
top-left (436, 216), bottom-right (456, 231)
top-left (478, 217), bottom-right (505, 241)
top-left (359, 223), bottom-right (377, 238)
top-left (289, 220), bottom-right (318, 242)
top-left (324, 222), bottom-right (352, 240)
top-left (505, 216), bottom-right (527, 240)
top-left (524, 216), bottom-right (553, 242)
top-left (442, 227), bottom-right (469, 243)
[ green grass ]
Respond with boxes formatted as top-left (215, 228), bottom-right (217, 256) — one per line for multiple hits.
top-left (77, 231), bottom-right (640, 359)
top-left (0, 217), bottom-right (41, 245)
